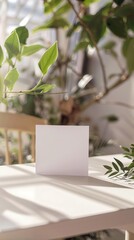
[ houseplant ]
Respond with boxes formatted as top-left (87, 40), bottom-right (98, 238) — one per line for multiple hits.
top-left (31, 0), bottom-right (134, 155)
top-left (7, 0), bottom-right (134, 155)
top-left (104, 143), bottom-right (134, 180)
top-left (34, 0), bottom-right (134, 112)
top-left (0, 26), bottom-right (58, 104)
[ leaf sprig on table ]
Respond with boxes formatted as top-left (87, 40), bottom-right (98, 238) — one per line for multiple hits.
top-left (104, 144), bottom-right (134, 180)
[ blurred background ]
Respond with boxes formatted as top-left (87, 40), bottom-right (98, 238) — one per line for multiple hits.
top-left (0, 0), bottom-right (134, 159)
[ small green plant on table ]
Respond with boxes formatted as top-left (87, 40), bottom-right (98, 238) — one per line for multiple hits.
top-left (104, 144), bottom-right (134, 180)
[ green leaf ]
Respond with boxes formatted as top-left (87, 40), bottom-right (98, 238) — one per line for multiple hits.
top-left (38, 42), bottom-right (58, 75)
top-left (83, 0), bottom-right (99, 6)
top-left (55, 3), bottom-right (71, 16)
top-left (107, 17), bottom-right (127, 38)
top-left (105, 169), bottom-right (112, 175)
top-left (66, 23), bottom-right (80, 37)
top-left (0, 46), bottom-right (4, 67)
top-left (34, 18), bottom-right (69, 31)
top-left (22, 44), bottom-right (44, 56)
top-left (112, 162), bottom-right (119, 171)
top-left (127, 162), bottom-right (134, 170)
top-left (126, 17), bottom-right (134, 32)
top-left (4, 30), bottom-right (20, 59)
top-left (104, 114), bottom-right (118, 122)
top-left (124, 155), bottom-right (132, 160)
top-left (114, 158), bottom-right (125, 171)
top-left (115, 3), bottom-right (134, 18)
top-left (102, 41), bottom-right (116, 50)
top-left (74, 41), bottom-right (89, 52)
top-left (84, 13), bottom-right (106, 43)
top-left (0, 97), bottom-right (8, 105)
top-left (108, 171), bottom-right (118, 177)
top-left (122, 38), bottom-right (134, 73)
top-left (44, 0), bottom-right (62, 13)
top-left (113, 0), bottom-right (124, 6)
top-left (122, 146), bottom-right (130, 152)
top-left (103, 165), bottom-right (112, 170)
top-left (36, 84), bottom-right (55, 93)
top-left (126, 39), bottom-right (134, 73)
top-left (122, 38), bottom-right (131, 57)
top-left (4, 68), bottom-right (19, 91)
top-left (98, 3), bottom-right (113, 17)
top-left (15, 26), bottom-right (29, 44)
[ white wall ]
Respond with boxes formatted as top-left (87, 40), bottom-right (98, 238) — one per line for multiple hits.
top-left (85, 43), bottom-right (134, 148)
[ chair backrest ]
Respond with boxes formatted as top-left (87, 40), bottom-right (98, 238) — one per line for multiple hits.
top-left (0, 112), bottom-right (47, 165)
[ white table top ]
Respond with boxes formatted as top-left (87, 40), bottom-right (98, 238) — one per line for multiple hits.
top-left (0, 154), bottom-right (134, 240)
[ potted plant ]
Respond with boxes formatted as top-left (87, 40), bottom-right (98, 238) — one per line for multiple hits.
top-left (6, 0), bottom-right (134, 155)
top-left (33, 0), bottom-right (134, 111)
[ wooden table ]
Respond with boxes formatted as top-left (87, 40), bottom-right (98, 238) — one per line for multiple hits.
top-left (0, 154), bottom-right (134, 240)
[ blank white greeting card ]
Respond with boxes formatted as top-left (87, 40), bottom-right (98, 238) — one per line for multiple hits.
top-left (36, 125), bottom-right (89, 176)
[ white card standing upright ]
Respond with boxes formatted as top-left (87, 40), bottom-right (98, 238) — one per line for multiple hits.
top-left (36, 125), bottom-right (89, 176)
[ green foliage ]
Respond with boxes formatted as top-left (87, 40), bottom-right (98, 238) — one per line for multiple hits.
top-left (44, 0), bottom-right (62, 13)
top-left (106, 17), bottom-right (127, 38)
top-left (83, 13), bottom-right (106, 44)
top-left (115, 3), bottom-right (134, 32)
top-left (104, 144), bottom-right (134, 180)
top-left (34, 17), bottom-right (69, 31)
top-left (102, 41), bottom-right (116, 50)
top-left (34, 0), bottom-right (70, 31)
top-left (36, 0), bottom-right (134, 74)
top-left (4, 68), bottom-right (19, 91)
top-left (66, 23), bottom-right (80, 37)
top-left (4, 30), bottom-right (20, 59)
top-left (15, 26), bottom-right (29, 44)
top-left (44, 0), bottom-right (131, 45)
top-left (39, 42), bottom-right (58, 75)
top-left (104, 114), bottom-right (119, 122)
top-left (83, 0), bottom-right (99, 6)
top-left (34, 84), bottom-right (55, 93)
top-left (0, 26), bottom-right (58, 103)
top-left (122, 38), bottom-right (134, 73)
top-left (22, 44), bottom-right (44, 56)
top-left (74, 41), bottom-right (89, 52)
top-left (54, 3), bottom-right (71, 15)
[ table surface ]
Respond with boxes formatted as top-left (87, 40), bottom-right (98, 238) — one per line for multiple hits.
top-left (0, 154), bottom-right (134, 240)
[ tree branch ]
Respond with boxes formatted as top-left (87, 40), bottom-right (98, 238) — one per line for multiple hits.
top-left (80, 72), bottom-right (130, 111)
top-left (68, 0), bottom-right (108, 91)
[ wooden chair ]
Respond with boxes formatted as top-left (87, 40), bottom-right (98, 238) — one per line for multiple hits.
top-left (0, 112), bottom-right (47, 165)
